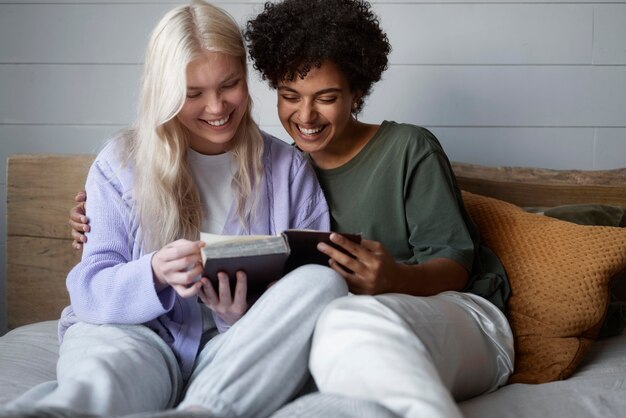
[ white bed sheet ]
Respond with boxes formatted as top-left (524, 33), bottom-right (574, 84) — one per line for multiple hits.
top-left (0, 321), bottom-right (59, 405)
top-left (460, 333), bottom-right (626, 417)
top-left (1, 321), bottom-right (625, 417)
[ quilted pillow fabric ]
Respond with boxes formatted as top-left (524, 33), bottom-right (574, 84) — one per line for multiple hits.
top-left (462, 191), bottom-right (626, 384)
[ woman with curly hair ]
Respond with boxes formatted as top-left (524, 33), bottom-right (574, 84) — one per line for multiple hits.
top-left (245, 1), bottom-right (515, 417)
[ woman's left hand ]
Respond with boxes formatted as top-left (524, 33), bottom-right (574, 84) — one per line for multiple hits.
top-left (317, 234), bottom-right (400, 295)
top-left (197, 271), bottom-right (249, 325)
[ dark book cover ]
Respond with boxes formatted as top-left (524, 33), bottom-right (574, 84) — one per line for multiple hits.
top-left (283, 230), bottom-right (362, 273)
top-left (203, 252), bottom-right (288, 296)
top-left (201, 230), bottom-right (361, 296)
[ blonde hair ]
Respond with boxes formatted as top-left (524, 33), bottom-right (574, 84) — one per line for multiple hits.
top-left (127, 0), bottom-right (264, 252)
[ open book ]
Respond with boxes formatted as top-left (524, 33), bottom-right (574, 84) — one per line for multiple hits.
top-left (200, 230), bottom-right (361, 295)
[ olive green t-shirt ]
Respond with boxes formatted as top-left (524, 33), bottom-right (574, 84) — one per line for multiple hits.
top-left (313, 121), bottom-right (510, 311)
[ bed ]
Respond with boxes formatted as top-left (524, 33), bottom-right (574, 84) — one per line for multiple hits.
top-left (2, 154), bottom-right (626, 417)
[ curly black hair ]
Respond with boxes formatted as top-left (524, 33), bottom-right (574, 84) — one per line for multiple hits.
top-left (245, 0), bottom-right (391, 114)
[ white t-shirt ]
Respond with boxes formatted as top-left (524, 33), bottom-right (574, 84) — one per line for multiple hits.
top-left (187, 148), bottom-right (235, 234)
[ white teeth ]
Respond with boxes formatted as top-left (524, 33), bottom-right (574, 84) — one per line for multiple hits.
top-left (205, 115), bottom-right (230, 127)
top-left (299, 125), bottom-right (323, 135)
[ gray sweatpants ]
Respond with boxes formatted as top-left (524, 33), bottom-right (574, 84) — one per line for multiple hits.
top-left (310, 291), bottom-right (514, 418)
top-left (7, 265), bottom-right (348, 418)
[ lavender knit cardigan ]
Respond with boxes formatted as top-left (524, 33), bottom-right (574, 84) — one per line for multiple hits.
top-left (59, 131), bottom-right (330, 378)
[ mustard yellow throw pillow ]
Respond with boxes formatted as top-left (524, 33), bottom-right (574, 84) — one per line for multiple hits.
top-left (462, 191), bottom-right (626, 384)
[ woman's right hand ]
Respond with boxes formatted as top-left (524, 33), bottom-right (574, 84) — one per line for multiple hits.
top-left (197, 271), bottom-right (249, 325)
top-left (69, 191), bottom-right (89, 250)
top-left (152, 239), bottom-right (206, 298)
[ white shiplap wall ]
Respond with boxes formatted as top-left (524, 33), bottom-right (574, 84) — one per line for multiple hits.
top-left (1, 0), bottom-right (625, 333)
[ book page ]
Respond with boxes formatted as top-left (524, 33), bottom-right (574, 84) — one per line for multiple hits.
top-left (200, 232), bottom-right (273, 245)
top-left (200, 232), bottom-right (288, 264)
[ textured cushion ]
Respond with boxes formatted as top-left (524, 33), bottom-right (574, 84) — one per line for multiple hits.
top-left (537, 204), bottom-right (626, 338)
top-left (462, 191), bottom-right (626, 384)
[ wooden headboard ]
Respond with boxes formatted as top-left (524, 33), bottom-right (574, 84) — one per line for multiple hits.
top-left (453, 162), bottom-right (626, 209)
top-left (5, 155), bottom-right (626, 329)
top-left (6, 154), bottom-right (95, 329)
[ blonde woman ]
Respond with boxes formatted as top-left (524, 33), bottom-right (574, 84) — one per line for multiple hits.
top-left (2, 1), bottom-right (347, 417)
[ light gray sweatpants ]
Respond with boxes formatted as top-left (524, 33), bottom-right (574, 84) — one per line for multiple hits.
top-left (7, 265), bottom-right (348, 418)
top-left (310, 291), bottom-right (515, 418)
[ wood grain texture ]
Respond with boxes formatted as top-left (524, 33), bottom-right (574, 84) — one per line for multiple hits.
top-left (7, 154), bottom-right (95, 238)
top-left (7, 154), bottom-right (94, 329)
top-left (7, 237), bottom-right (81, 329)
top-left (452, 162), bottom-right (626, 208)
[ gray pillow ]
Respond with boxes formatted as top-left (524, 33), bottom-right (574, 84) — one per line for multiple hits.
top-left (543, 204), bottom-right (625, 227)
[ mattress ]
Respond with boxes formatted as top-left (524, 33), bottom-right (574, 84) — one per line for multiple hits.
top-left (460, 331), bottom-right (626, 417)
top-left (1, 321), bottom-right (625, 417)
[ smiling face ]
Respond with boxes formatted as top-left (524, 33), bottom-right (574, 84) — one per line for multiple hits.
top-left (177, 51), bottom-right (249, 155)
top-left (277, 60), bottom-right (363, 165)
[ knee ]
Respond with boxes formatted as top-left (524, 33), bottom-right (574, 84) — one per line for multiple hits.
top-left (314, 265), bottom-right (349, 299)
top-left (310, 296), bottom-right (382, 380)
top-left (315, 295), bottom-right (381, 335)
top-left (282, 264), bottom-right (348, 301)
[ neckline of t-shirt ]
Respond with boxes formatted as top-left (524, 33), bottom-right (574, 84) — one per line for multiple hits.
top-left (187, 147), bottom-right (233, 167)
top-left (314, 120), bottom-right (393, 177)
